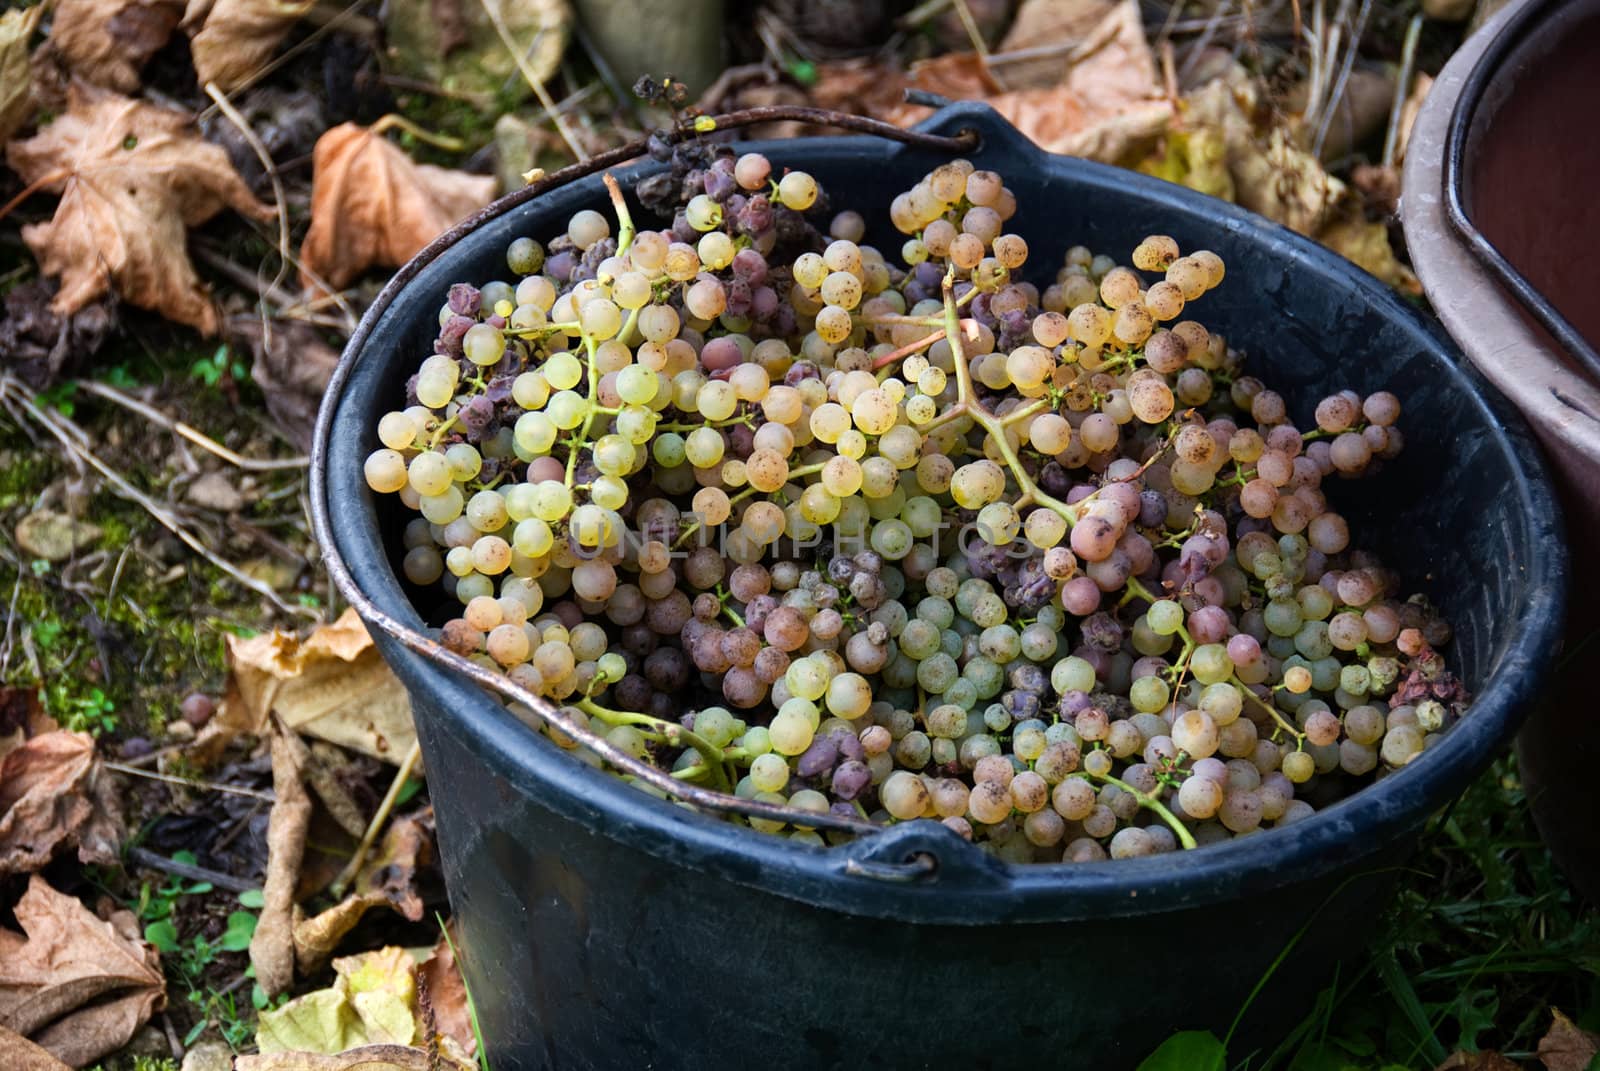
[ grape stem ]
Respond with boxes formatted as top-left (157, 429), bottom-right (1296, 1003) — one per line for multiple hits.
top-left (1079, 770), bottom-right (1198, 850)
top-left (565, 331), bottom-right (605, 487)
top-left (1121, 575), bottom-right (1166, 608)
top-left (1230, 673), bottom-right (1306, 743)
top-left (672, 748), bottom-right (754, 781)
top-left (577, 698), bottom-right (732, 792)
top-left (999, 397), bottom-right (1050, 428)
top-left (871, 329), bottom-right (944, 372)
top-left (602, 172), bottom-right (635, 255)
top-left (940, 272), bottom-right (1079, 528)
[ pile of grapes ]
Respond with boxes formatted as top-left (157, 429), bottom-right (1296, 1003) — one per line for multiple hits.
top-left (362, 142), bottom-right (1468, 862)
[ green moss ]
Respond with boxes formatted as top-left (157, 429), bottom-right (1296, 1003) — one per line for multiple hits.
top-left (0, 351), bottom-right (304, 740)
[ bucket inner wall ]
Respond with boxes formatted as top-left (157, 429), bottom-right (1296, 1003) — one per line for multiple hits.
top-left (320, 106), bottom-right (1565, 1067)
top-left (1462, 7), bottom-right (1600, 359)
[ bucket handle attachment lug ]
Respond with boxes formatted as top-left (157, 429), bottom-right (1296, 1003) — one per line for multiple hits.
top-left (838, 820), bottom-right (1009, 887)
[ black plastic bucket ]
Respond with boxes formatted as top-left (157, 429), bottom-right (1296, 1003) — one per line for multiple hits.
top-left (312, 104), bottom-right (1567, 1070)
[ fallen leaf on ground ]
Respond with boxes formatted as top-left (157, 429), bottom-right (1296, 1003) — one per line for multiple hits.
top-left (230, 318), bottom-right (340, 451)
top-left (1435, 1051), bottom-right (1520, 1070)
top-left (238, 1043), bottom-right (470, 1070)
top-left (0, 730), bottom-right (122, 876)
top-left (0, 1024), bottom-right (71, 1071)
top-left (416, 922), bottom-right (474, 1057)
top-left (43, 0), bottom-right (184, 93)
top-left (1319, 216), bottom-right (1420, 293)
top-left (305, 742), bottom-right (373, 839)
top-left (5, 85), bottom-right (273, 334)
top-left (0, 4), bottom-right (43, 142)
top-left (293, 808), bottom-right (435, 975)
top-left (1538, 1008), bottom-right (1600, 1071)
top-left (183, 0), bottom-right (316, 91)
top-left (252, 719), bottom-right (313, 997)
top-left (299, 122), bottom-right (498, 292)
top-left (997, 0), bottom-right (1117, 87)
top-left (0, 687), bottom-right (50, 764)
top-left (249, 947), bottom-right (472, 1070)
top-left (202, 607), bottom-right (416, 766)
top-left (384, 0), bottom-right (570, 102)
top-left (812, 0), bottom-right (1169, 164)
top-left (0, 875), bottom-right (166, 1068)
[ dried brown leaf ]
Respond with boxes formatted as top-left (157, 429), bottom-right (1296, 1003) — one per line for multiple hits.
top-left (1182, 77), bottom-right (1345, 235)
top-left (999, 0), bottom-right (1117, 87)
top-left (0, 687), bottom-right (46, 765)
top-left (293, 808), bottom-right (435, 974)
top-left (5, 85), bottom-right (273, 333)
top-left (813, 0), bottom-right (1167, 164)
top-left (0, 5), bottom-right (43, 142)
top-left (0, 1024), bottom-right (71, 1071)
top-left (0, 876), bottom-right (165, 1068)
top-left (201, 607), bottom-right (416, 766)
top-left (230, 318), bottom-right (340, 451)
top-left (45, 0), bottom-right (184, 93)
top-left (237, 1044), bottom-right (466, 1071)
top-left (183, 0), bottom-right (316, 91)
top-left (252, 720), bottom-right (313, 998)
top-left (306, 742), bottom-right (371, 839)
top-left (416, 922), bottom-right (473, 1057)
top-left (299, 122), bottom-right (497, 291)
top-left (1538, 1008), bottom-right (1600, 1071)
top-left (0, 730), bottom-right (121, 876)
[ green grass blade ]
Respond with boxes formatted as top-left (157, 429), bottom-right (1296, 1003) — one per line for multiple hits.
top-left (437, 913), bottom-right (492, 1071)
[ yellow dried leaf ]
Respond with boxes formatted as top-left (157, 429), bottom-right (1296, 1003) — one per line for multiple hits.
top-left (206, 607), bottom-right (416, 765)
top-left (255, 948), bottom-right (425, 1055)
top-left (0, 5), bottom-right (42, 142)
top-left (184, 0), bottom-right (316, 92)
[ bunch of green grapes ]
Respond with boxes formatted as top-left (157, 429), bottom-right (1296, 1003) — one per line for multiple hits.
top-left (362, 144), bottom-right (1464, 861)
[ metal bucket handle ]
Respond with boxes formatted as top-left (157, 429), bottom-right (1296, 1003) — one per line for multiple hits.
top-left (312, 106), bottom-right (985, 842)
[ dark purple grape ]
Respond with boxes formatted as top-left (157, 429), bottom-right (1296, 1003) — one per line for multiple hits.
top-left (732, 248), bottom-right (769, 285)
top-left (797, 734), bottom-right (840, 778)
top-left (751, 286), bottom-right (779, 321)
top-left (545, 251), bottom-right (576, 283)
top-left (705, 167), bottom-right (737, 202)
top-left (644, 648), bottom-right (689, 691)
top-left (1081, 612), bottom-right (1124, 652)
top-left (614, 674), bottom-right (652, 712)
top-left (435, 315), bottom-right (472, 357)
top-left (1057, 689), bottom-right (1092, 717)
top-left (1009, 664), bottom-right (1047, 694)
top-left (447, 283), bottom-right (481, 315)
top-left (457, 395), bottom-right (495, 440)
top-left (831, 760), bottom-right (872, 800)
